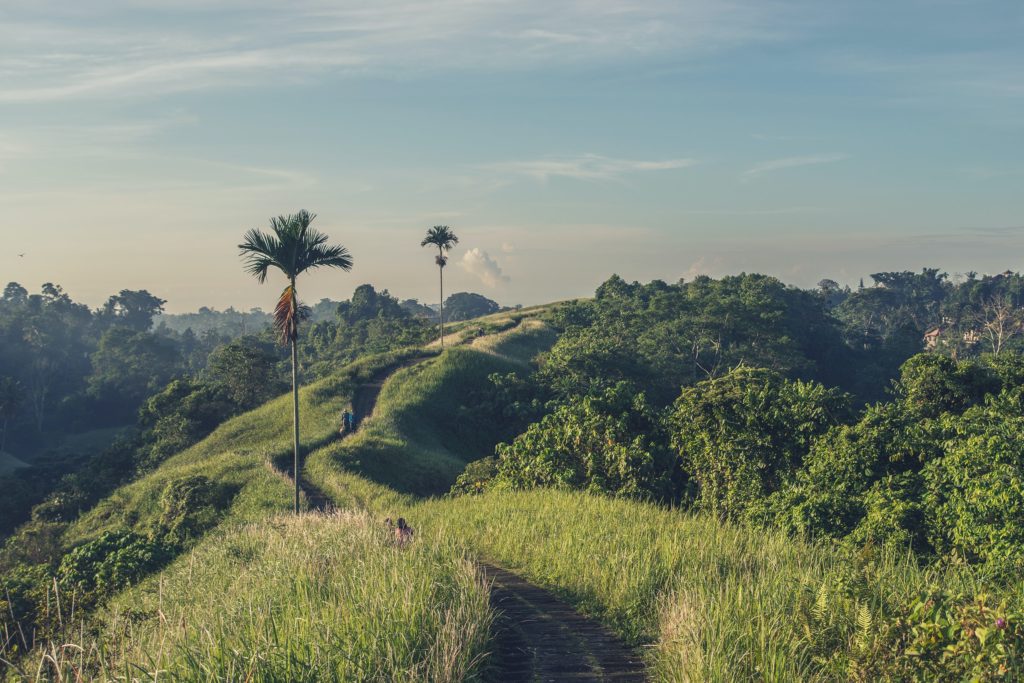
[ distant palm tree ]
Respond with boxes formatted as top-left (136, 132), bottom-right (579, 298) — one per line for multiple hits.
top-left (421, 225), bottom-right (459, 347)
top-left (239, 210), bottom-right (353, 514)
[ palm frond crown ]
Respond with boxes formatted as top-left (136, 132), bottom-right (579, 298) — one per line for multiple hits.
top-left (239, 210), bottom-right (352, 342)
top-left (240, 210), bottom-right (354, 283)
top-left (421, 225), bottom-right (459, 251)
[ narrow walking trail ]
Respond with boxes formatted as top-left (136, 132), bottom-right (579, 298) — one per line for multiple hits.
top-left (287, 351), bottom-right (648, 682)
top-left (483, 564), bottom-right (648, 682)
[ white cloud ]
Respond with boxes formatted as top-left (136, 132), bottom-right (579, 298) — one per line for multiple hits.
top-left (501, 242), bottom-right (515, 253)
top-left (460, 248), bottom-right (510, 287)
top-left (683, 255), bottom-right (723, 281)
top-left (482, 154), bottom-right (697, 182)
top-left (742, 154), bottom-right (849, 178)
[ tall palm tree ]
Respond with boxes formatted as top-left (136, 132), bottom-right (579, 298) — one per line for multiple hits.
top-left (239, 210), bottom-right (353, 514)
top-left (421, 225), bottom-right (459, 347)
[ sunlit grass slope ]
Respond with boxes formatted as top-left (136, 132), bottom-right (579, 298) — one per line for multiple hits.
top-left (66, 349), bottom-right (427, 545)
top-left (61, 512), bottom-right (491, 682)
top-left (306, 320), bottom-right (557, 500)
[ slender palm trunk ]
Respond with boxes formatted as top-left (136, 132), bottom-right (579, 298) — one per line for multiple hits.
top-left (290, 280), bottom-right (301, 515)
top-left (439, 257), bottom-right (445, 348)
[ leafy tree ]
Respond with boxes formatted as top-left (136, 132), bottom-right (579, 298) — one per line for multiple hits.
top-left (88, 326), bottom-right (183, 422)
top-left (100, 289), bottom-right (167, 331)
top-left (400, 298), bottom-right (435, 318)
top-left (337, 284), bottom-right (408, 323)
top-left (767, 402), bottom-right (930, 544)
top-left (443, 292), bottom-right (501, 321)
top-left (922, 389), bottom-right (1024, 574)
top-left (137, 379), bottom-right (236, 468)
top-left (420, 225), bottom-right (459, 347)
top-left (539, 274), bottom-right (854, 405)
top-left (897, 354), bottom-right (997, 419)
top-left (2, 282), bottom-right (28, 305)
top-left (670, 366), bottom-right (848, 522)
top-left (205, 340), bottom-right (285, 409)
top-left (239, 209), bottom-right (353, 513)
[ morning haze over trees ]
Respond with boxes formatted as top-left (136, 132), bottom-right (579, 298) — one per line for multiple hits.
top-left (4, 237), bottom-right (1024, 678)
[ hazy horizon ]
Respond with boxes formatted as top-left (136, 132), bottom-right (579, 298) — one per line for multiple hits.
top-left (2, 1), bottom-right (1022, 313)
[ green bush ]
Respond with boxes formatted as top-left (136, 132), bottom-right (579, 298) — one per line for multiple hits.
top-left (852, 590), bottom-right (1024, 680)
top-left (449, 456), bottom-right (498, 496)
top-left (494, 382), bottom-right (674, 498)
top-left (154, 475), bottom-right (234, 546)
top-left (57, 529), bottom-right (173, 602)
top-left (922, 390), bottom-right (1024, 574)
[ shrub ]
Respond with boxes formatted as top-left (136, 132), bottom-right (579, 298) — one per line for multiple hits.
top-left (154, 475), bottom-right (234, 546)
top-left (494, 382), bottom-right (674, 498)
top-left (922, 390), bottom-right (1024, 575)
top-left (448, 457), bottom-right (498, 496)
top-left (852, 591), bottom-right (1024, 680)
top-left (57, 529), bottom-right (173, 602)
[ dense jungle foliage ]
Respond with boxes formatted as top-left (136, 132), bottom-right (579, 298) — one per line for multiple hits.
top-left (461, 270), bottom-right (1024, 577)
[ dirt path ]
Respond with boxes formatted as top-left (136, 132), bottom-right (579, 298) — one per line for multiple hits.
top-left (482, 564), bottom-right (647, 682)
top-left (289, 351), bottom-right (648, 682)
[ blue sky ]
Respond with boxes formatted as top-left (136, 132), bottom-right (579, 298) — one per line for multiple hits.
top-left (1, 0), bottom-right (1022, 312)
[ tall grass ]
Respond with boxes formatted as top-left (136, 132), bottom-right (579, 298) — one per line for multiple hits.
top-left (402, 490), bottom-right (993, 682)
top-left (16, 512), bottom-right (491, 682)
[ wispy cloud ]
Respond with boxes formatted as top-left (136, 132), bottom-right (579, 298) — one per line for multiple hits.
top-left (460, 248), bottom-right (510, 287)
top-left (0, 1), bottom-right (809, 103)
top-left (482, 154), bottom-right (697, 182)
top-left (742, 154), bottom-right (849, 178)
top-left (679, 206), bottom-right (825, 215)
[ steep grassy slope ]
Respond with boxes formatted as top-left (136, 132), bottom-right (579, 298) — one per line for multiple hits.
top-left (64, 348), bottom-right (428, 544)
top-left (306, 320), bottom-right (557, 501)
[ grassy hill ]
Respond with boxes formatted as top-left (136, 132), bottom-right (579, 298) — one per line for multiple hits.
top-left (64, 348), bottom-right (428, 545)
top-left (305, 320), bottom-right (1023, 681)
top-left (7, 316), bottom-right (1022, 681)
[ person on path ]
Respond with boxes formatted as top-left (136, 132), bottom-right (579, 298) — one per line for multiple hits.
top-left (345, 409), bottom-right (356, 433)
top-left (340, 409), bottom-right (354, 436)
top-left (394, 517), bottom-right (414, 547)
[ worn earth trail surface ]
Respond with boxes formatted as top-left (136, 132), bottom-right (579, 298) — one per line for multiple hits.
top-left (289, 353), bottom-right (649, 681)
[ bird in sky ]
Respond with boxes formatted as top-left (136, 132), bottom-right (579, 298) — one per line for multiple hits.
top-left (18, 253), bottom-right (25, 257)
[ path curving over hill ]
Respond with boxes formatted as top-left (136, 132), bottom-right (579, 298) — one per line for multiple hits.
top-left (288, 346), bottom-right (648, 682)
